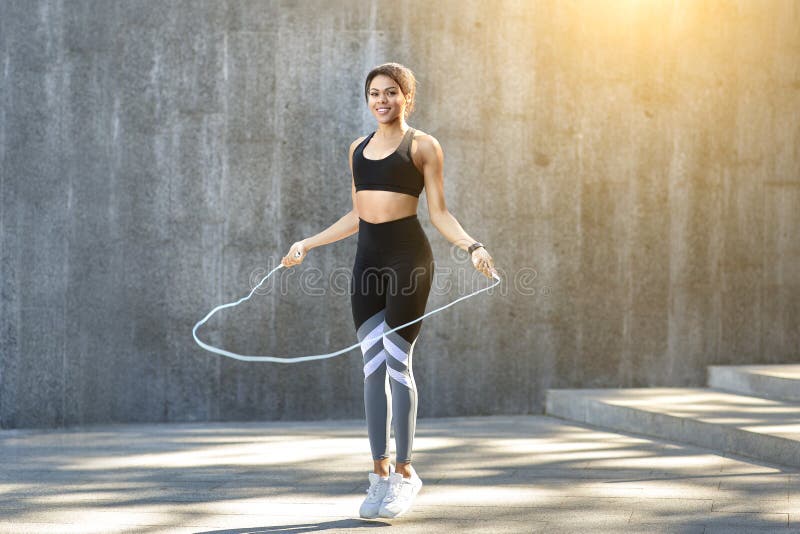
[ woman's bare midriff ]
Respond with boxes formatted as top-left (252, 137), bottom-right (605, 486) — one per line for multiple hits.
top-left (356, 190), bottom-right (419, 223)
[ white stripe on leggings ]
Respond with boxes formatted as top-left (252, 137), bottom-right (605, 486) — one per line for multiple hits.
top-left (360, 320), bottom-right (385, 354)
top-left (363, 349), bottom-right (387, 378)
top-left (383, 335), bottom-right (409, 365)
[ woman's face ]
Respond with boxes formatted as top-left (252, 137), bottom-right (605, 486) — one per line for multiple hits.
top-left (368, 74), bottom-right (409, 123)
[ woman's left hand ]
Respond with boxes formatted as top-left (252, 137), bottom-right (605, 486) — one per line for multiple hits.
top-left (471, 247), bottom-right (498, 279)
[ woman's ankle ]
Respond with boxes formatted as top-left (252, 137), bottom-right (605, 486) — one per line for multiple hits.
top-left (373, 459), bottom-right (391, 477)
top-left (395, 462), bottom-right (413, 477)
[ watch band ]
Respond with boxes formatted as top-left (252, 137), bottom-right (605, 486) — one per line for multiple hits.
top-left (468, 242), bottom-right (484, 255)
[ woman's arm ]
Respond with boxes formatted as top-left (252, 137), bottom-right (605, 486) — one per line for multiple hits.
top-left (302, 208), bottom-right (358, 251)
top-left (304, 137), bottom-right (362, 250)
top-left (282, 209), bottom-right (357, 267)
top-left (419, 134), bottom-right (479, 250)
top-left (282, 138), bottom-right (363, 267)
top-left (418, 133), bottom-right (497, 278)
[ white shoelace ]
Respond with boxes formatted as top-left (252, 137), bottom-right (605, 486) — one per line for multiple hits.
top-left (384, 477), bottom-right (406, 502)
top-left (367, 478), bottom-right (388, 500)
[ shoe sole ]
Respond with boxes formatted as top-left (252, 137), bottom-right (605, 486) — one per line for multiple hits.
top-left (361, 491), bottom-right (390, 519)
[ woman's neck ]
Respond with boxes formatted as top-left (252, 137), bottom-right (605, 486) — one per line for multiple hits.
top-left (375, 120), bottom-right (408, 138)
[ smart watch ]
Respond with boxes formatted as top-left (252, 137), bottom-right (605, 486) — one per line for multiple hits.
top-left (467, 242), bottom-right (484, 255)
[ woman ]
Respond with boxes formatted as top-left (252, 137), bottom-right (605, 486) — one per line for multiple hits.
top-left (281, 63), bottom-right (497, 519)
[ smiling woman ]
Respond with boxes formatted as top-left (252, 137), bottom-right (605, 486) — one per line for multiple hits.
top-left (365, 63), bottom-right (417, 120)
top-left (280, 61), bottom-right (498, 520)
top-left (355, 65), bottom-right (422, 223)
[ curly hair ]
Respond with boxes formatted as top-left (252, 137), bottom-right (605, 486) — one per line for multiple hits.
top-left (364, 63), bottom-right (418, 119)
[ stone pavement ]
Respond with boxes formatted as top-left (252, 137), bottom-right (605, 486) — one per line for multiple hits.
top-left (0, 415), bottom-right (798, 533)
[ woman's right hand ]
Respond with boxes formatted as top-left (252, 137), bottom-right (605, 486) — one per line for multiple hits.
top-left (281, 240), bottom-right (308, 267)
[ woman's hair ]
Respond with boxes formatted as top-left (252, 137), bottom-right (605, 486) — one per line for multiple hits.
top-left (364, 63), bottom-right (417, 119)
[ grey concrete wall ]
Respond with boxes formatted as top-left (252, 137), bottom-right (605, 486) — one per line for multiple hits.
top-left (1, 0), bottom-right (798, 429)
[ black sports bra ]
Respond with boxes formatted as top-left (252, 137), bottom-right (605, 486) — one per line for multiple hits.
top-left (352, 127), bottom-right (425, 198)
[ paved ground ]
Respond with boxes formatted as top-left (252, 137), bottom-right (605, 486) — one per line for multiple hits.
top-left (0, 414), bottom-right (798, 533)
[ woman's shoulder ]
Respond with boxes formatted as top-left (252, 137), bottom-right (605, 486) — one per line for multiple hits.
top-left (348, 134), bottom-right (371, 170)
top-left (349, 133), bottom-right (372, 152)
top-left (348, 134), bottom-right (368, 156)
top-left (409, 128), bottom-right (442, 162)
top-left (350, 134), bottom-right (367, 147)
top-left (410, 126), bottom-right (428, 139)
top-left (411, 128), bottom-right (441, 148)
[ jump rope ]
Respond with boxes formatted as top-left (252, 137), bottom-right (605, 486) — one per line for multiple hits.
top-left (192, 249), bottom-right (501, 363)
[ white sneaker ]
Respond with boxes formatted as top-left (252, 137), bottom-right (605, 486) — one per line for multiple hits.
top-left (359, 463), bottom-right (395, 519)
top-left (379, 464), bottom-right (423, 518)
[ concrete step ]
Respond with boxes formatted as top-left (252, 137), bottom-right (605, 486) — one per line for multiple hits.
top-left (545, 387), bottom-right (800, 469)
top-left (708, 364), bottom-right (800, 402)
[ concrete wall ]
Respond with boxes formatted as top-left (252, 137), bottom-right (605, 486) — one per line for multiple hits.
top-left (1, 0), bottom-right (798, 429)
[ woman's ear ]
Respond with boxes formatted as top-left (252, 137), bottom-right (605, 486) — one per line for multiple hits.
top-left (405, 93), bottom-right (414, 115)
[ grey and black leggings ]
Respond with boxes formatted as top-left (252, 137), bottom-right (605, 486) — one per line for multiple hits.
top-left (350, 214), bottom-right (435, 464)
